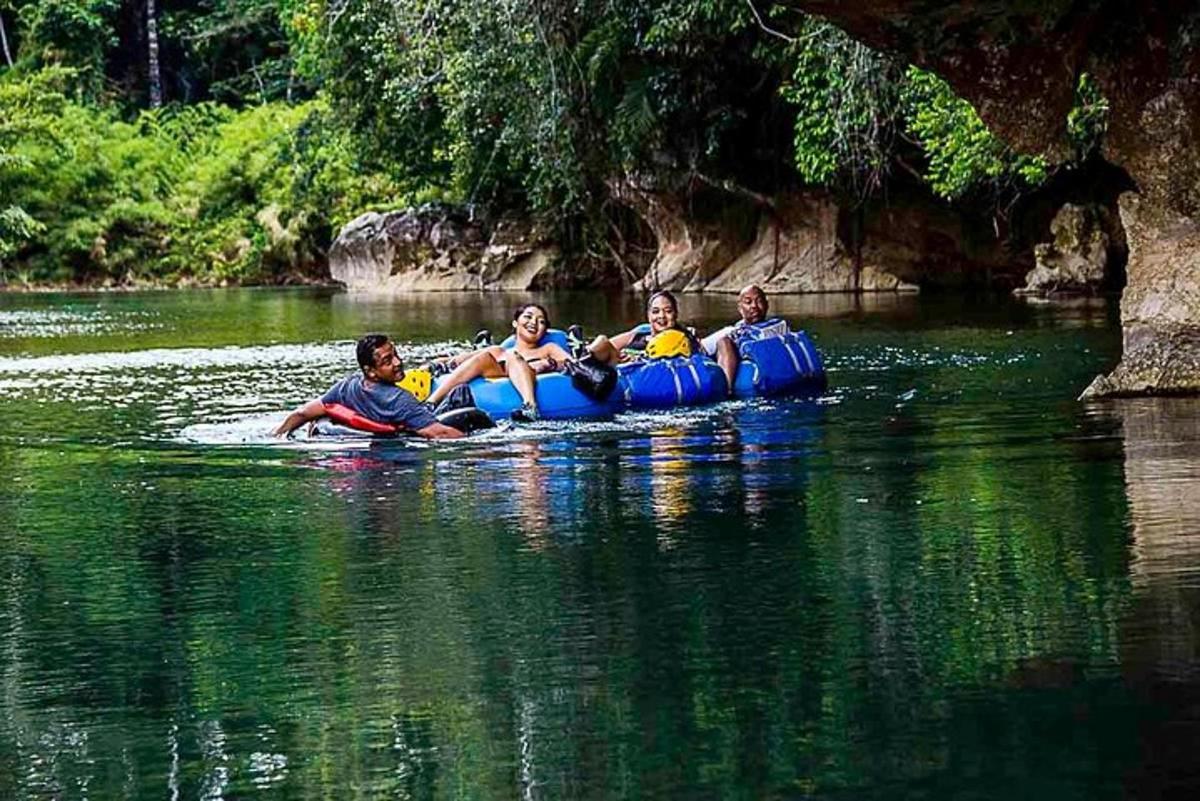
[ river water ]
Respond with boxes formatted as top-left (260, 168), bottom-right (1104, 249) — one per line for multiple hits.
top-left (0, 288), bottom-right (1197, 799)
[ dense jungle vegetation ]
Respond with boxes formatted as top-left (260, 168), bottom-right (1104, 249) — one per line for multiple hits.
top-left (0, 0), bottom-right (1108, 286)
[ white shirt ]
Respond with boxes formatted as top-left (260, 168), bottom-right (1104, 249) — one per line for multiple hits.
top-left (700, 318), bottom-right (790, 355)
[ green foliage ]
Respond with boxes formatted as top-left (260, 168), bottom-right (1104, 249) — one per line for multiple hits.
top-left (306, 0), bottom-right (448, 188)
top-left (0, 66), bottom-right (65, 273)
top-left (281, 105), bottom-right (409, 229)
top-left (10, 0), bottom-right (303, 108)
top-left (899, 66), bottom-right (1048, 200)
top-left (1066, 72), bottom-right (1108, 160)
top-left (305, 0), bottom-right (786, 253)
top-left (0, 207), bottom-right (44, 273)
top-left (0, 63), bottom-right (401, 284)
top-left (16, 0), bottom-right (116, 97)
top-left (162, 100), bottom-right (404, 282)
top-left (0, 0), bottom-right (1116, 285)
top-left (780, 30), bottom-right (1106, 204)
top-left (166, 0), bottom-right (299, 104)
top-left (781, 19), bottom-right (904, 198)
top-left (601, 0), bottom-right (763, 172)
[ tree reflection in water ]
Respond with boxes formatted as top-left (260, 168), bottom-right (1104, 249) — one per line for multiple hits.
top-left (8, 290), bottom-right (1200, 797)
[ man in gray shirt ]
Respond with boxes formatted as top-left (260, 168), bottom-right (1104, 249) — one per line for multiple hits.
top-left (274, 334), bottom-right (464, 439)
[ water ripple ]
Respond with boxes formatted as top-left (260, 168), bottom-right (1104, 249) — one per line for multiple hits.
top-left (0, 307), bottom-right (163, 339)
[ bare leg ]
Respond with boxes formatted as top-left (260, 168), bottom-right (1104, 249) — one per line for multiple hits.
top-left (433, 344), bottom-right (504, 370)
top-left (427, 350), bottom-right (505, 406)
top-left (504, 351), bottom-right (539, 409)
top-left (715, 336), bottom-right (738, 393)
top-left (587, 335), bottom-right (621, 366)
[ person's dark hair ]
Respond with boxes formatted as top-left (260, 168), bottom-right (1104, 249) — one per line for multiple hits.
top-left (647, 290), bottom-right (678, 314)
top-left (513, 303), bottom-right (551, 327)
top-left (356, 334), bottom-right (390, 372)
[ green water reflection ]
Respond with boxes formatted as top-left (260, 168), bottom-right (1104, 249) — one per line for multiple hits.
top-left (0, 289), bottom-right (1193, 799)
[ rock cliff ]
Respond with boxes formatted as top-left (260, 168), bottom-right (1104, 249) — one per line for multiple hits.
top-left (329, 206), bottom-right (607, 292)
top-left (1015, 203), bottom-right (1116, 297)
top-left (704, 196), bottom-right (915, 293)
top-left (331, 186), bottom-right (1030, 297)
top-left (781, 0), bottom-right (1200, 394)
top-left (611, 179), bottom-right (1027, 294)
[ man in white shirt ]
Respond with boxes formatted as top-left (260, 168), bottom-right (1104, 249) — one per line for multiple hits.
top-left (701, 284), bottom-right (789, 389)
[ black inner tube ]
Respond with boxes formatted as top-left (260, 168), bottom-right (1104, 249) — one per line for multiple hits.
top-left (437, 406), bottom-right (495, 433)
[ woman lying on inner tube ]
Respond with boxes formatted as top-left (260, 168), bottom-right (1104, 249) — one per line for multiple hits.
top-left (425, 303), bottom-right (572, 422)
top-left (587, 290), bottom-right (703, 365)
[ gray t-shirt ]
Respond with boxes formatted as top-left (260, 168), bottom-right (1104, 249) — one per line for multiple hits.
top-left (321, 374), bottom-right (437, 431)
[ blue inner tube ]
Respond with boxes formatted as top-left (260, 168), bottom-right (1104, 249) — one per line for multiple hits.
top-left (731, 330), bottom-right (826, 398)
top-left (618, 354), bottom-right (728, 409)
top-left (432, 329), bottom-right (826, 420)
top-left (441, 372), bottom-right (624, 421)
top-left (499, 329), bottom-right (571, 351)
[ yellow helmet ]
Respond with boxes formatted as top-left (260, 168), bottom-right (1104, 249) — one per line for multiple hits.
top-left (645, 329), bottom-right (692, 360)
top-left (398, 368), bottom-right (432, 401)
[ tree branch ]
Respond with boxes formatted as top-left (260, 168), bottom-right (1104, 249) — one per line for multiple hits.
top-left (0, 12), bottom-right (13, 69)
top-left (744, 0), bottom-right (795, 44)
top-left (690, 171), bottom-right (777, 212)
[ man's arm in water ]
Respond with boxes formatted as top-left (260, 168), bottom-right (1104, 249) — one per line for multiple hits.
top-left (275, 401), bottom-right (464, 439)
top-left (274, 399), bottom-right (326, 437)
top-left (413, 421), bottom-right (465, 439)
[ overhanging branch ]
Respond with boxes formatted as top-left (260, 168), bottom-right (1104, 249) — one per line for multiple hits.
top-left (745, 0), bottom-right (796, 43)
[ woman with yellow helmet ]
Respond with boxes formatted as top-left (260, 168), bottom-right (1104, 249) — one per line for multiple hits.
top-left (587, 290), bottom-right (703, 366)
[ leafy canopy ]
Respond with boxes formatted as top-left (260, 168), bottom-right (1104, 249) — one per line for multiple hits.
top-left (0, 0), bottom-right (1111, 284)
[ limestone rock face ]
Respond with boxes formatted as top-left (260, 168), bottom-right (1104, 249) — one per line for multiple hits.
top-left (613, 182), bottom-right (1040, 294)
top-left (611, 181), bottom-right (922, 293)
top-left (1080, 194), bottom-right (1200, 397)
top-left (1016, 204), bottom-right (1111, 296)
top-left (329, 206), bottom-right (573, 292)
top-left (608, 179), bottom-right (759, 292)
top-left (856, 199), bottom-right (1018, 289)
top-left (781, 0), bottom-right (1200, 396)
top-left (704, 194), bottom-right (917, 293)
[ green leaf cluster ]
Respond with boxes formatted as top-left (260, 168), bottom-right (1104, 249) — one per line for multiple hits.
top-left (301, 0), bottom-right (791, 249)
top-left (17, 0), bottom-right (117, 93)
top-left (899, 66), bottom-right (1047, 200)
top-left (1066, 73), bottom-right (1108, 160)
top-left (0, 66), bottom-right (402, 284)
top-left (0, 65), bottom-right (65, 276)
top-left (780, 25), bottom-right (1109, 203)
top-left (168, 0), bottom-right (297, 104)
top-left (781, 19), bottom-right (904, 198)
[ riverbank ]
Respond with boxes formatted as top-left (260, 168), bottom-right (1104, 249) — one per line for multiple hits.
top-left (0, 273), bottom-right (336, 293)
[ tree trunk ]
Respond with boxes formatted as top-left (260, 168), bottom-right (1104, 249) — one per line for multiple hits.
top-left (146, 0), bottom-right (162, 107)
top-left (0, 12), bottom-right (14, 69)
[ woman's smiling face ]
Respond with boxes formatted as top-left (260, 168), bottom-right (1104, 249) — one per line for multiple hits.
top-left (647, 295), bottom-right (678, 333)
top-left (513, 305), bottom-right (548, 344)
